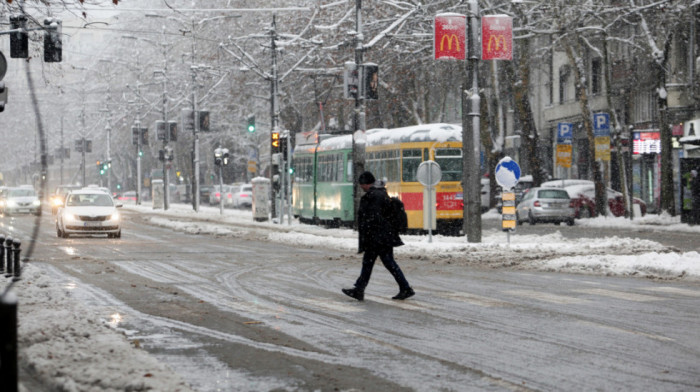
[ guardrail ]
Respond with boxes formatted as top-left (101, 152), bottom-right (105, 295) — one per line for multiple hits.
top-left (0, 234), bottom-right (23, 392)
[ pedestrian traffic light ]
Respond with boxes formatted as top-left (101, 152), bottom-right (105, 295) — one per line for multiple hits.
top-left (247, 115), bottom-right (256, 133)
top-left (363, 63), bottom-right (379, 100)
top-left (271, 131), bottom-right (280, 154)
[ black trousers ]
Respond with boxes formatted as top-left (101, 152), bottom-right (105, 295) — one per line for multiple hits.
top-left (355, 247), bottom-right (410, 291)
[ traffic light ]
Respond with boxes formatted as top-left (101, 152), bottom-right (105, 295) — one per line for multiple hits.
top-left (214, 148), bottom-right (229, 166)
top-left (247, 115), bottom-right (256, 133)
top-left (44, 18), bottom-right (62, 63)
top-left (97, 160), bottom-right (105, 175)
top-left (271, 131), bottom-right (280, 154)
top-left (280, 136), bottom-right (288, 161)
top-left (363, 63), bottom-right (379, 100)
top-left (9, 15), bottom-right (28, 59)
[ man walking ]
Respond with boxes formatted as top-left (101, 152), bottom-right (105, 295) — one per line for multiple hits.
top-left (342, 171), bottom-right (415, 301)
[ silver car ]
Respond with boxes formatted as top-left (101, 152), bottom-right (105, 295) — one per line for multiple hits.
top-left (0, 187), bottom-right (42, 216)
top-left (516, 187), bottom-right (575, 226)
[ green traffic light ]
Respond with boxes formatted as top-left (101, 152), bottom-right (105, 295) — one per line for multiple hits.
top-left (138, 150), bottom-right (143, 157)
top-left (100, 169), bottom-right (105, 175)
top-left (247, 124), bottom-right (255, 132)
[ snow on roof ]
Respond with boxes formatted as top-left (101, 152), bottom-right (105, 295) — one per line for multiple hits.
top-left (313, 123), bottom-right (462, 152)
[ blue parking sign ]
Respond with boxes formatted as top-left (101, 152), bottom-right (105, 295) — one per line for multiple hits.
top-left (594, 113), bottom-right (610, 137)
top-left (557, 123), bottom-right (573, 144)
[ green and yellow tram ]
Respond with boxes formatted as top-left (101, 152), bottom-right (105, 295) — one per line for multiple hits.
top-left (292, 123), bottom-right (464, 234)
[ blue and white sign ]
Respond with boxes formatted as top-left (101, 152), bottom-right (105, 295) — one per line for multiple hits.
top-left (593, 113), bottom-right (610, 137)
top-left (495, 156), bottom-right (521, 190)
top-left (557, 122), bottom-right (573, 144)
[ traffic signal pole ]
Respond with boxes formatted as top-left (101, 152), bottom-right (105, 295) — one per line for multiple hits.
top-left (352, 0), bottom-right (366, 230)
top-left (462, 0), bottom-right (482, 243)
top-left (270, 15), bottom-right (280, 223)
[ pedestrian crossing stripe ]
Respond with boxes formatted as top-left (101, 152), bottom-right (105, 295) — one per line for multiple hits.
top-left (641, 286), bottom-right (700, 297)
top-left (573, 288), bottom-right (663, 302)
top-left (505, 290), bottom-right (588, 304)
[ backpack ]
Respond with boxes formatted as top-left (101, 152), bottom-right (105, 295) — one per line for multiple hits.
top-left (386, 196), bottom-right (408, 234)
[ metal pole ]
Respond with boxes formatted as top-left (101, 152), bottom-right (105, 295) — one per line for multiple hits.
top-left (163, 82), bottom-right (170, 211)
top-left (136, 119), bottom-right (142, 205)
top-left (352, 0), bottom-right (366, 229)
top-left (270, 15), bottom-right (280, 222)
top-left (106, 124), bottom-right (111, 192)
top-left (219, 164), bottom-right (224, 215)
top-left (192, 19), bottom-right (200, 212)
top-left (287, 134), bottom-right (292, 225)
top-left (462, 0), bottom-right (482, 242)
top-left (60, 117), bottom-right (64, 184)
top-left (81, 138), bottom-right (86, 187)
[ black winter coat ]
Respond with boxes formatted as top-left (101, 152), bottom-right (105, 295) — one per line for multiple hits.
top-left (358, 184), bottom-right (404, 253)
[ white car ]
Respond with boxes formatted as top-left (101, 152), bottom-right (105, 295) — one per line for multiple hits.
top-left (56, 190), bottom-right (122, 238)
top-left (232, 184), bottom-right (253, 208)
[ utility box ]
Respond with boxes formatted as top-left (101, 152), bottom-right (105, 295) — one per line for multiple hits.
top-left (152, 179), bottom-right (164, 209)
top-left (251, 177), bottom-right (270, 221)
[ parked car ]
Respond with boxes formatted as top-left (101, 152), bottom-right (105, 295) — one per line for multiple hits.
top-left (556, 180), bottom-right (647, 218)
top-left (562, 184), bottom-right (598, 219)
top-left (495, 174), bottom-right (534, 213)
top-left (232, 184), bottom-right (253, 208)
top-left (50, 184), bottom-right (82, 214)
top-left (209, 185), bottom-right (233, 207)
top-left (516, 187), bottom-right (575, 226)
top-left (199, 185), bottom-right (213, 204)
top-left (0, 187), bottom-right (42, 216)
top-left (56, 189), bottom-right (122, 238)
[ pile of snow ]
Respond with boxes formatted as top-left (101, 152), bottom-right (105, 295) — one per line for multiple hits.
top-left (11, 264), bottom-right (194, 392)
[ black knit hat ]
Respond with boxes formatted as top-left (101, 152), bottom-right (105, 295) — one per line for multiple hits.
top-left (358, 171), bottom-right (376, 185)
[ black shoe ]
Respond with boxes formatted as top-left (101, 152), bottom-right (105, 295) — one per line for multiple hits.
top-left (392, 287), bottom-right (415, 300)
top-left (342, 287), bottom-right (364, 301)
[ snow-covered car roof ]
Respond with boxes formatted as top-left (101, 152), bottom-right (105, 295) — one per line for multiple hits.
top-left (541, 179), bottom-right (593, 188)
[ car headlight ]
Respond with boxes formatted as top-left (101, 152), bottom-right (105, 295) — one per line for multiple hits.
top-left (33, 200), bottom-right (41, 206)
top-left (66, 213), bottom-right (79, 221)
top-left (109, 212), bottom-right (120, 221)
top-left (51, 198), bottom-right (63, 206)
top-left (6, 200), bottom-right (17, 207)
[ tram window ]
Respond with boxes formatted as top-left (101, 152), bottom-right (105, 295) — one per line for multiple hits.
top-left (387, 150), bottom-right (400, 182)
top-left (402, 149), bottom-right (422, 182)
top-left (435, 148), bottom-right (462, 182)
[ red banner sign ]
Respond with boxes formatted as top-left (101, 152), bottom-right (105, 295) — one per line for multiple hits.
top-left (434, 14), bottom-right (466, 60)
top-left (482, 15), bottom-right (512, 60)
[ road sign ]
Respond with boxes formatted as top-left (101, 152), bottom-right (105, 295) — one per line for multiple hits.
top-left (434, 14), bottom-right (466, 60)
top-left (482, 15), bottom-right (513, 60)
top-left (416, 160), bottom-right (441, 186)
top-left (557, 122), bottom-right (573, 144)
top-left (495, 157), bottom-right (521, 190)
top-left (593, 112), bottom-right (610, 137)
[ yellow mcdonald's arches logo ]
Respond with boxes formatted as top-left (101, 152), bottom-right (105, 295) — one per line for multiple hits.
top-left (440, 34), bottom-right (460, 51)
top-left (487, 34), bottom-right (507, 52)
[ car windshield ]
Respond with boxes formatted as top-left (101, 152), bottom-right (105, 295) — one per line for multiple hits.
top-left (241, 185), bottom-right (252, 193)
top-left (9, 189), bottom-right (36, 197)
top-left (66, 193), bottom-right (114, 207)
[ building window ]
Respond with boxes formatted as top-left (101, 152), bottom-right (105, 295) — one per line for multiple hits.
top-left (632, 91), bottom-right (657, 123)
top-left (591, 58), bottom-right (602, 95)
top-left (559, 65), bottom-right (571, 103)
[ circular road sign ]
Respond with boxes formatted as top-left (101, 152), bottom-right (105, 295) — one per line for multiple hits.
top-left (0, 50), bottom-right (7, 81)
top-left (495, 157), bottom-right (521, 190)
top-left (416, 160), bottom-right (441, 187)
